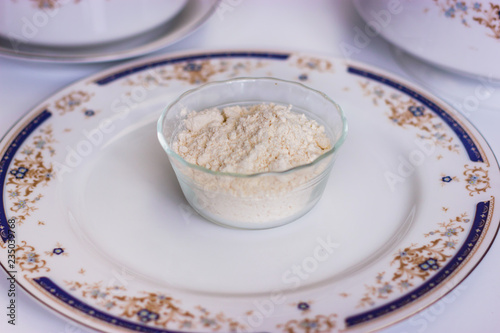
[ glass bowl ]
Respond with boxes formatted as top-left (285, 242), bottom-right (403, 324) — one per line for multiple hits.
top-left (157, 77), bottom-right (348, 229)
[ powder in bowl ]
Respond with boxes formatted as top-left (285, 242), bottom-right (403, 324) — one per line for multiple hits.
top-left (173, 103), bottom-right (332, 174)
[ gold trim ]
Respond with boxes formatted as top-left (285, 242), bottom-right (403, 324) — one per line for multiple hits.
top-left (400, 77), bottom-right (490, 167)
top-left (26, 276), bottom-right (142, 333)
top-left (436, 99), bottom-right (490, 167)
top-left (348, 196), bottom-right (497, 332)
top-left (0, 106), bottom-right (50, 248)
top-left (0, 105), bottom-right (49, 164)
top-left (454, 197), bottom-right (495, 267)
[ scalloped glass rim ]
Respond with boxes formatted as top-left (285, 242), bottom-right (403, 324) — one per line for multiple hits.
top-left (157, 76), bottom-right (348, 178)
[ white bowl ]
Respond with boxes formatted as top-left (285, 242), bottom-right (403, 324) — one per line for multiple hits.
top-left (353, 0), bottom-right (500, 79)
top-left (0, 0), bottom-right (187, 47)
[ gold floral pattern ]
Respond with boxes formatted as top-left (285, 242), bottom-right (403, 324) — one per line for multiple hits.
top-left (64, 281), bottom-right (246, 331)
top-left (53, 90), bottom-right (93, 116)
top-left (359, 81), bottom-right (460, 153)
top-left (276, 314), bottom-right (338, 333)
top-left (15, 240), bottom-right (49, 273)
top-left (5, 125), bottom-right (55, 225)
top-left (124, 60), bottom-right (267, 88)
top-left (463, 164), bottom-right (491, 196)
top-left (440, 164), bottom-right (491, 196)
top-left (29, 0), bottom-right (81, 10)
top-left (293, 56), bottom-right (334, 73)
top-left (358, 212), bottom-right (469, 307)
top-left (433, 1), bottom-right (500, 39)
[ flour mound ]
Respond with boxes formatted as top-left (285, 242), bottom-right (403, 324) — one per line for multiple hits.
top-left (173, 103), bottom-right (331, 174)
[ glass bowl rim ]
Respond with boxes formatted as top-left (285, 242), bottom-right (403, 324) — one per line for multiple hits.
top-left (157, 76), bottom-right (348, 178)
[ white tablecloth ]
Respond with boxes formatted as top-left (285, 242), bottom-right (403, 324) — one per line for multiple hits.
top-left (1, 1), bottom-right (499, 332)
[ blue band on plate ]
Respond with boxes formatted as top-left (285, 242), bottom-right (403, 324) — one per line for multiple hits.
top-left (347, 66), bottom-right (484, 163)
top-left (33, 276), bottom-right (267, 333)
top-left (0, 110), bottom-right (51, 243)
top-left (95, 51), bottom-right (290, 85)
top-left (33, 277), bottom-right (187, 333)
top-left (345, 199), bottom-right (492, 327)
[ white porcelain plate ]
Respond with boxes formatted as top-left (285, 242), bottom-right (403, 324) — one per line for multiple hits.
top-left (0, 1), bottom-right (218, 63)
top-left (1, 50), bottom-right (499, 332)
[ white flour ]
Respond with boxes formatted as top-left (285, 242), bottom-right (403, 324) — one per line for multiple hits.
top-left (171, 103), bottom-right (333, 227)
top-left (174, 103), bottom-right (330, 174)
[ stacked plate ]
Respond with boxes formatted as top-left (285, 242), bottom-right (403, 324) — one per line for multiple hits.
top-left (353, 0), bottom-right (500, 111)
top-left (0, 0), bottom-right (219, 63)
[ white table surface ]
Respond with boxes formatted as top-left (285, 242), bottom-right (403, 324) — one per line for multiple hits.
top-left (1, 1), bottom-right (499, 332)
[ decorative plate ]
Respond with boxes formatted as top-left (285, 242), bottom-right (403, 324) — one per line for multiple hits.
top-left (0, 1), bottom-right (218, 63)
top-left (1, 50), bottom-right (499, 332)
top-left (353, 0), bottom-right (500, 80)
